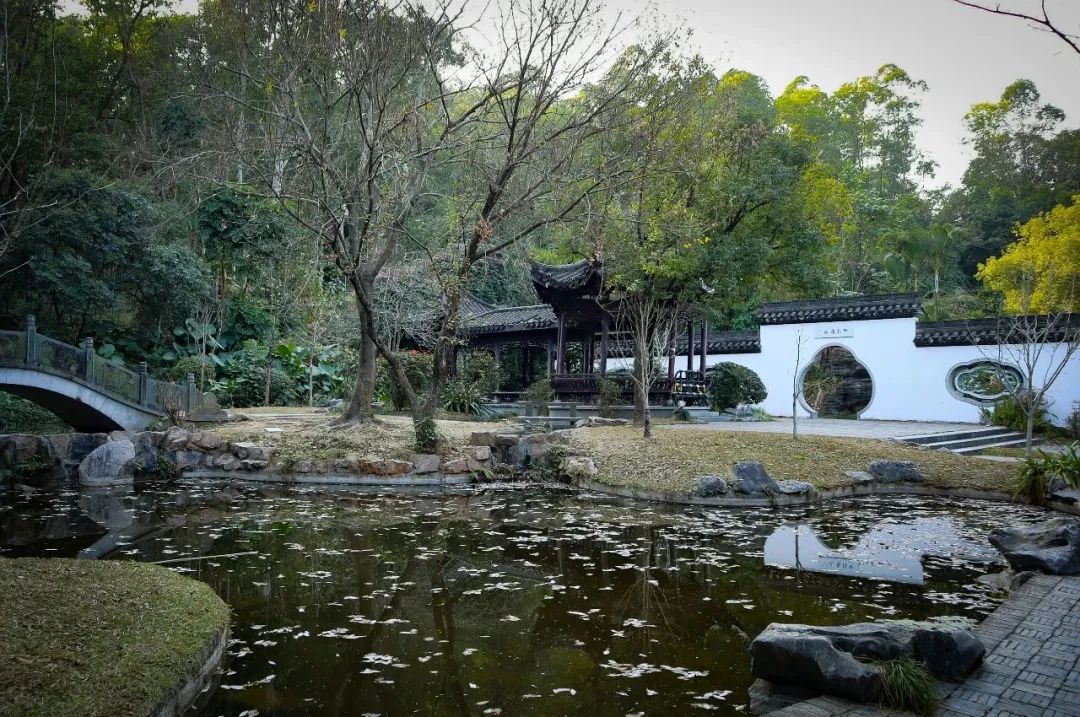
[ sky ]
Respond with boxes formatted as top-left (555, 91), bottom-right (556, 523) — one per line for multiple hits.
top-left (603, 0), bottom-right (1079, 188)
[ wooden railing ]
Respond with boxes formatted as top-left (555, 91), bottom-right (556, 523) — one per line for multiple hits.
top-left (550, 372), bottom-right (707, 403)
top-left (0, 315), bottom-right (219, 418)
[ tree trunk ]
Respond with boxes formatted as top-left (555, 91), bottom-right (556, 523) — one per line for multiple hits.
top-left (339, 274), bottom-right (377, 424)
top-left (632, 352), bottom-right (645, 426)
top-left (643, 403), bottom-right (652, 439)
top-left (1025, 400), bottom-right (1036, 457)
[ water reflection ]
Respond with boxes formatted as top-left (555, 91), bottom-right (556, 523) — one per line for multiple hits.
top-left (0, 482), bottom-right (1046, 717)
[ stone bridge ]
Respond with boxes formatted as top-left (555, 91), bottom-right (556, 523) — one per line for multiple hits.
top-left (0, 316), bottom-right (224, 432)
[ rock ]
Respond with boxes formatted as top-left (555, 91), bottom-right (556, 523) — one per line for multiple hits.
top-left (411, 454), bottom-right (441, 474)
top-left (467, 445), bottom-right (492, 462)
top-left (293, 459), bottom-right (316, 474)
top-left (776, 479), bottom-right (812, 495)
top-left (382, 459), bottom-right (413, 475)
top-left (494, 433), bottom-right (522, 447)
top-left (189, 431), bottom-right (222, 451)
top-left (211, 453), bottom-right (241, 471)
top-left (868, 459), bottom-right (924, 483)
top-left (1011, 570), bottom-right (1037, 590)
top-left (732, 461), bottom-right (780, 496)
top-left (572, 416), bottom-right (629, 428)
top-left (163, 426), bottom-right (190, 451)
top-left (1050, 489), bottom-right (1080, 506)
top-left (692, 475), bottom-right (728, 497)
top-left (353, 456), bottom-right (412, 475)
top-left (989, 518), bottom-right (1080, 575)
top-left (231, 442), bottom-right (271, 461)
top-left (563, 456), bottom-right (598, 480)
top-left (748, 679), bottom-right (818, 716)
top-left (469, 431), bottom-right (499, 447)
top-left (845, 470), bottom-right (875, 483)
top-left (441, 457), bottom-right (471, 474)
top-left (132, 434), bottom-right (159, 474)
top-left (107, 430), bottom-right (134, 443)
top-left (322, 398), bottom-right (344, 409)
top-left (0, 434), bottom-right (53, 468)
top-left (78, 440), bottom-right (136, 485)
top-left (750, 621), bottom-right (984, 702)
top-left (241, 459), bottom-right (268, 471)
top-left (66, 433), bottom-right (108, 462)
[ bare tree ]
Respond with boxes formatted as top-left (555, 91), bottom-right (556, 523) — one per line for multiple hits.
top-left (978, 311), bottom-right (1079, 455)
top-left (209, 0), bottom-right (669, 449)
top-left (610, 293), bottom-right (677, 439)
top-left (953, 0), bottom-right (1080, 56)
top-left (791, 330), bottom-right (809, 440)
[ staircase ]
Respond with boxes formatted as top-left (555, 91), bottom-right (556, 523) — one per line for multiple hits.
top-left (897, 426), bottom-right (1040, 455)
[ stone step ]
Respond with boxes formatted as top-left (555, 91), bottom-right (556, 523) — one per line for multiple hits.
top-left (952, 437), bottom-right (1042, 455)
top-left (918, 432), bottom-right (1032, 451)
top-left (899, 426), bottom-right (1016, 445)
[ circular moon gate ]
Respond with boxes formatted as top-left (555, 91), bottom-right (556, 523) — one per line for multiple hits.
top-left (802, 346), bottom-right (873, 418)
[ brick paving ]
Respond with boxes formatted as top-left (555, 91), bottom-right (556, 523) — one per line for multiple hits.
top-left (767, 574), bottom-right (1080, 717)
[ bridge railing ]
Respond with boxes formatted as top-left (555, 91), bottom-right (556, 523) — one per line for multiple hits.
top-left (0, 316), bottom-right (221, 419)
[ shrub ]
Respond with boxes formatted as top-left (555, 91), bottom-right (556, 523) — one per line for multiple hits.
top-left (707, 362), bottom-right (766, 413)
top-left (521, 377), bottom-right (553, 404)
top-left (459, 351), bottom-right (502, 396)
top-left (376, 352), bottom-right (433, 410)
top-left (596, 378), bottom-right (622, 418)
top-left (210, 340), bottom-right (298, 407)
top-left (1050, 442), bottom-right (1080, 487)
top-left (441, 379), bottom-right (485, 415)
top-left (984, 394), bottom-right (1051, 433)
top-left (877, 659), bottom-right (939, 716)
top-left (1014, 458), bottom-right (1050, 505)
top-left (0, 392), bottom-right (69, 434)
top-left (1068, 406), bottom-right (1080, 440)
top-left (166, 354), bottom-right (215, 389)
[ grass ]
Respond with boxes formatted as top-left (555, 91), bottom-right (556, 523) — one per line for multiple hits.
top-left (214, 412), bottom-right (516, 463)
top-left (876, 659), bottom-right (940, 716)
top-left (567, 426), bottom-right (1019, 493)
top-left (0, 557), bottom-right (229, 717)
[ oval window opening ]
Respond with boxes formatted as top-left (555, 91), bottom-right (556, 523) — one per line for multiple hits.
top-left (802, 346), bottom-right (872, 419)
top-left (950, 361), bottom-right (1023, 403)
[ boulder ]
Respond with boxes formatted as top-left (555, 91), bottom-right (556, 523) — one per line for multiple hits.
top-left (1049, 489), bottom-right (1080, 506)
top-left (466, 445), bottom-right (492, 462)
top-left (562, 456), bottom-right (598, 480)
top-left (78, 440), bottom-right (136, 485)
top-left (494, 433), bottom-right (522, 447)
top-left (411, 454), bottom-right (441, 474)
top-left (750, 620), bottom-right (984, 703)
top-left (693, 475), bottom-right (728, 498)
top-left (189, 431), bottom-right (222, 451)
top-left (241, 459), bottom-right (268, 471)
top-left (572, 416), bottom-right (629, 428)
top-left (132, 434), bottom-right (159, 474)
top-left (172, 450), bottom-right (205, 470)
top-left (211, 453), bottom-right (242, 471)
top-left (989, 518), bottom-right (1080, 575)
top-left (66, 433), bottom-right (107, 462)
top-left (868, 459), bottom-right (925, 483)
top-left (776, 480), bottom-right (812, 495)
top-left (845, 470), bottom-right (875, 484)
top-left (382, 459), bottom-right (413, 475)
top-left (469, 431), bottom-right (499, 447)
top-left (441, 457), bottom-right (471, 474)
top-left (231, 442), bottom-right (271, 462)
top-left (162, 426), bottom-right (190, 451)
top-left (732, 461), bottom-right (780, 496)
top-left (0, 434), bottom-right (53, 468)
top-left (748, 679), bottom-right (818, 716)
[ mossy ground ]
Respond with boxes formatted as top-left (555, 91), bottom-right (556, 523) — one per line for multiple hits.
top-left (0, 558), bottom-right (229, 717)
top-left (568, 426), bottom-right (1019, 493)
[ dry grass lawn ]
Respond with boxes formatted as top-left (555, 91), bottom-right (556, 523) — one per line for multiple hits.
top-left (215, 413), bottom-right (515, 462)
top-left (568, 426), bottom-right (1020, 494)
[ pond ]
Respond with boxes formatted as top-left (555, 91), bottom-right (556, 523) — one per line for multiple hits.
top-left (0, 481), bottom-right (1047, 716)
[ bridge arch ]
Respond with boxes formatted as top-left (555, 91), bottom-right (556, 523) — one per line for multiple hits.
top-left (0, 367), bottom-right (160, 432)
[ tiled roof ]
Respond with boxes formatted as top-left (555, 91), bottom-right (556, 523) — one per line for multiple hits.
top-left (461, 294), bottom-right (496, 318)
top-left (915, 317), bottom-right (1080, 347)
top-left (529, 259), bottom-right (602, 292)
top-left (462, 304), bottom-right (557, 334)
top-left (756, 294), bottom-right (922, 325)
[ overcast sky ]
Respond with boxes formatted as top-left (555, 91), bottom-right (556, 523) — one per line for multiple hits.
top-left (606, 0), bottom-right (1079, 188)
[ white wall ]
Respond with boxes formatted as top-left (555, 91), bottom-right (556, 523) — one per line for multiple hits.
top-left (608, 316), bottom-right (1080, 425)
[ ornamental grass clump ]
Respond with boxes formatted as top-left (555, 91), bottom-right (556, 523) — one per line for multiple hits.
top-left (876, 659), bottom-right (940, 716)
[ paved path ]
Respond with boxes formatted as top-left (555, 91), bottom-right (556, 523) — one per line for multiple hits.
top-left (665, 417), bottom-right (978, 441)
top-left (769, 575), bottom-right (1080, 717)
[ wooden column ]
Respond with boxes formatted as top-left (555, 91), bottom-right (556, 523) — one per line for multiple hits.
top-left (522, 345), bottom-right (530, 387)
top-left (584, 330), bottom-right (594, 375)
top-left (686, 320), bottom-right (694, 373)
top-left (599, 320), bottom-right (609, 377)
top-left (556, 314), bottom-right (567, 374)
top-left (547, 339), bottom-right (554, 377)
top-left (699, 320), bottom-right (708, 374)
top-left (667, 333), bottom-right (676, 380)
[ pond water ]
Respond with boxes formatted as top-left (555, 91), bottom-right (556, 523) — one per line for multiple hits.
top-left (0, 481), bottom-right (1048, 716)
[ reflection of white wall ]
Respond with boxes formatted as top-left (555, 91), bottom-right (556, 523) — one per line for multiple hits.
top-left (605, 315), bottom-right (1080, 424)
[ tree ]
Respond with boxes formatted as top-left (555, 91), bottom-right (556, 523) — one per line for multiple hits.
top-left (977, 197), bottom-right (1080, 454)
top-left (978, 196), bottom-right (1080, 314)
top-left (609, 293), bottom-right (676, 439)
top-left (953, 1), bottom-right (1080, 56)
